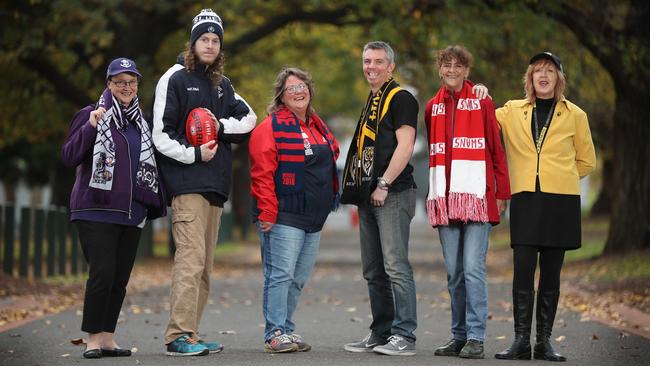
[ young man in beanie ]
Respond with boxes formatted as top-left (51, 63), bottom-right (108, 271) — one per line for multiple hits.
top-left (152, 8), bottom-right (256, 356)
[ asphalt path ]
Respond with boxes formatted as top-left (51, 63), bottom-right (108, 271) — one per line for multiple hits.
top-left (1, 227), bottom-right (648, 365)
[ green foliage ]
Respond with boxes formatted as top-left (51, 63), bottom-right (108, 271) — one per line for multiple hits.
top-left (0, 0), bottom-right (629, 198)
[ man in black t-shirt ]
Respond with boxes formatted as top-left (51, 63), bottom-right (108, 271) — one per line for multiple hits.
top-left (342, 41), bottom-right (418, 356)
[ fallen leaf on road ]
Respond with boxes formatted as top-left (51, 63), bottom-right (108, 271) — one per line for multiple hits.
top-left (555, 335), bottom-right (565, 342)
top-left (345, 307), bottom-right (356, 312)
top-left (220, 330), bottom-right (237, 335)
top-left (70, 338), bottom-right (85, 345)
top-left (591, 334), bottom-right (599, 340)
top-left (350, 317), bottom-right (363, 323)
top-left (131, 347), bottom-right (138, 353)
top-left (496, 335), bottom-right (506, 340)
top-left (60, 353), bottom-right (70, 357)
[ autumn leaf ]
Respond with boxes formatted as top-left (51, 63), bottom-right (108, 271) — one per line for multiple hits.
top-left (70, 338), bottom-right (86, 345)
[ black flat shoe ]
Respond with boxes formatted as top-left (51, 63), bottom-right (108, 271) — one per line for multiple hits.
top-left (82, 348), bottom-right (102, 359)
top-left (101, 348), bottom-right (132, 357)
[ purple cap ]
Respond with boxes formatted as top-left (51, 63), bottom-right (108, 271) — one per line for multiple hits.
top-left (106, 58), bottom-right (142, 79)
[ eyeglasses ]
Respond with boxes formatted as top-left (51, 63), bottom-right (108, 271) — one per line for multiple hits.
top-left (111, 79), bottom-right (139, 88)
top-left (284, 83), bottom-right (307, 95)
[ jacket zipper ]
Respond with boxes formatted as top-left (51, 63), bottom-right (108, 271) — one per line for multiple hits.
top-left (117, 128), bottom-right (133, 219)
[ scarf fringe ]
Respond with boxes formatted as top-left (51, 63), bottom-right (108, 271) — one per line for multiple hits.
top-left (448, 192), bottom-right (489, 223)
top-left (426, 197), bottom-right (449, 227)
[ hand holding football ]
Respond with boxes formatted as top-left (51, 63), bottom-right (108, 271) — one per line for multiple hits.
top-left (186, 108), bottom-right (219, 146)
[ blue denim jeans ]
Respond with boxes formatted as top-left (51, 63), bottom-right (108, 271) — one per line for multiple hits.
top-left (358, 188), bottom-right (417, 341)
top-left (438, 222), bottom-right (491, 342)
top-left (257, 223), bottom-right (320, 341)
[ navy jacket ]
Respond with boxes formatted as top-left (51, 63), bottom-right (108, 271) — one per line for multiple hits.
top-left (152, 61), bottom-right (256, 202)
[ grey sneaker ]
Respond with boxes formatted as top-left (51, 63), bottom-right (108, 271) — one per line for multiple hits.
top-left (290, 334), bottom-right (312, 352)
top-left (373, 335), bottom-right (416, 356)
top-left (344, 333), bottom-right (386, 353)
top-left (264, 331), bottom-right (298, 353)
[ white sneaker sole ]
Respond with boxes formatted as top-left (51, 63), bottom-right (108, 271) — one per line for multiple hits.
top-left (373, 346), bottom-right (416, 356)
top-left (344, 344), bottom-right (377, 353)
top-left (165, 349), bottom-right (209, 356)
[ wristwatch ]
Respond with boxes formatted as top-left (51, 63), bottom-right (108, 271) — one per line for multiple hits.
top-left (377, 177), bottom-right (391, 190)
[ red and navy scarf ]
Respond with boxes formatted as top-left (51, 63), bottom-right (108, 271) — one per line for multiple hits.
top-left (271, 106), bottom-right (339, 212)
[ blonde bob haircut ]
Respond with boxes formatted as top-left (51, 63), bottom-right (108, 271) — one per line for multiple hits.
top-left (523, 59), bottom-right (566, 103)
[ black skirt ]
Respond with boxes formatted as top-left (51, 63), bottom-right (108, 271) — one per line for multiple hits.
top-left (509, 190), bottom-right (582, 250)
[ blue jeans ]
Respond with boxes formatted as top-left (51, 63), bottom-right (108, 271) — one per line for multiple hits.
top-left (257, 223), bottom-right (320, 341)
top-left (438, 222), bottom-right (491, 342)
top-left (358, 188), bottom-right (417, 341)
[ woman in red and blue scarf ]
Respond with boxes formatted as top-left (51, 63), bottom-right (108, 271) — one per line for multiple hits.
top-left (425, 46), bottom-right (510, 359)
top-left (250, 67), bottom-right (339, 353)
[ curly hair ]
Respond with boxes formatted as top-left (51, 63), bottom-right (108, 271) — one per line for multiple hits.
top-left (267, 67), bottom-right (315, 116)
top-left (182, 42), bottom-right (225, 86)
top-left (436, 45), bottom-right (473, 69)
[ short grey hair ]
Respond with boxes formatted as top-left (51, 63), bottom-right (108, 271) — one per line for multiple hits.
top-left (362, 41), bottom-right (395, 64)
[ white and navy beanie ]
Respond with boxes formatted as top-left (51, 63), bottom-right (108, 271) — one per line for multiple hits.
top-left (190, 9), bottom-right (224, 46)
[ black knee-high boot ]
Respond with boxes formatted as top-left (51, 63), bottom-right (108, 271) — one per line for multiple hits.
top-left (495, 290), bottom-right (534, 360)
top-left (534, 290), bottom-right (566, 362)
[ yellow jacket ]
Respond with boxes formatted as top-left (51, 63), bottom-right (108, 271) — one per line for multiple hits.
top-left (496, 97), bottom-right (596, 195)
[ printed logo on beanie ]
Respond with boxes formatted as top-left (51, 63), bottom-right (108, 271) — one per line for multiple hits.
top-left (190, 9), bottom-right (224, 45)
top-left (192, 9), bottom-right (222, 30)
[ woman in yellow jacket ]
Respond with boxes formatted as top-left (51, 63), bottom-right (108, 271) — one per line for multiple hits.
top-left (494, 52), bottom-right (595, 362)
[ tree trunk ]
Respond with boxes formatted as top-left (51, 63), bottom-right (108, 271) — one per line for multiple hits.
top-left (602, 88), bottom-right (650, 255)
top-left (589, 158), bottom-right (612, 216)
top-left (50, 161), bottom-right (74, 207)
top-left (231, 141), bottom-right (252, 240)
top-left (3, 182), bottom-right (16, 203)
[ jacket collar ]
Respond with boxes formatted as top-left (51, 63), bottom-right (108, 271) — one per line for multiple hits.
top-left (525, 95), bottom-right (571, 111)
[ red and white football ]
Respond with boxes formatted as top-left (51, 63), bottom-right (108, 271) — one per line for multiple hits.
top-left (185, 108), bottom-right (218, 146)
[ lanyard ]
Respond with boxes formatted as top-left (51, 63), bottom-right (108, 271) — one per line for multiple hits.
top-left (533, 100), bottom-right (556, 154)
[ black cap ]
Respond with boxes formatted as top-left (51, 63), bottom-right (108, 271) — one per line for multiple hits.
top-left (529, 52), bottom-right (564, 74)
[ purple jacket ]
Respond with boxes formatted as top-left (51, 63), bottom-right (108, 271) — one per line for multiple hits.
top-left (61, 105), bottom-right (166, 219)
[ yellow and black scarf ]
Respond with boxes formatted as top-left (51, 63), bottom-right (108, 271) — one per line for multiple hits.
top-left (341, 79), bottom-right (401, 205)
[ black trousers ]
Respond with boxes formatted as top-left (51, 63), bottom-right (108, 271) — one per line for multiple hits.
top-left (76, 220), bottom-right (141, 334)
top-left (512, 245), bottom-right (565, 292)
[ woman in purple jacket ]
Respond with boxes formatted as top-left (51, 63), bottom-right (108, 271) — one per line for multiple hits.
top-left (61, 58), bottom-right (165, 359)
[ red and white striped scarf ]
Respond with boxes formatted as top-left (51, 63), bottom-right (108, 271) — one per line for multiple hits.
top-left (426, 81), bottom-right (488, 226)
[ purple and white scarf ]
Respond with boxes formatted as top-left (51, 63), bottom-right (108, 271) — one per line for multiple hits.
top-left (89, 88), bottom-right (159, 194)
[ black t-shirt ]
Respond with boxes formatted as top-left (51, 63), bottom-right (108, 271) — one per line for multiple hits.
top-left (373, 90), bottom-right (419, 192)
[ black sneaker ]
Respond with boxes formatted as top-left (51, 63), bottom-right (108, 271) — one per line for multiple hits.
top-left (344, 333), bottom-right (386, 353)
top-left (434, 339), bottom-right (467, 356)
top-left (459, 339), bottom-right (484, 359)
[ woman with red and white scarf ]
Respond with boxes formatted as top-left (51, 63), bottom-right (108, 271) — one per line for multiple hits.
top-left (425, 45), bottom-right (511, 359)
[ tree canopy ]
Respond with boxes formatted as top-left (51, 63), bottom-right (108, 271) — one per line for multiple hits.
top-left (0, 0), bottom-right (647, 253)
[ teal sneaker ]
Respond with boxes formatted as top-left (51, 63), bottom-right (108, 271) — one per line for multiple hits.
top-left (198, 340), bottom-right (224, 354)
top-left (166, 335), bottom-right (209, 357)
